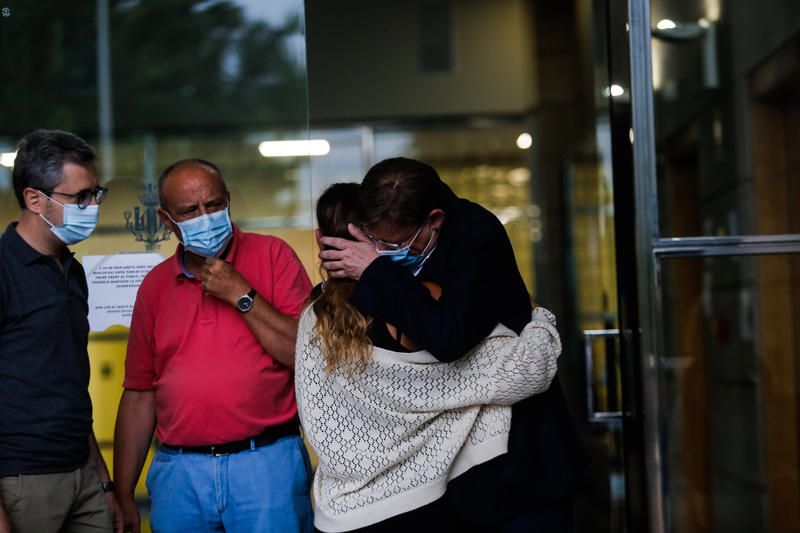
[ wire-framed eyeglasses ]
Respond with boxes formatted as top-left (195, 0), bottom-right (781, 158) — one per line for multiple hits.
top-left (362, 224), bottom-right (424, 251)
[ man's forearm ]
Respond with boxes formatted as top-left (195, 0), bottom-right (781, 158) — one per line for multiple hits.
top-left (352, 258), bottom-right (497, 362)
top-left (196, 258), bottom-right (300, 366)
top-left (113, 389), bottom-right (156, 499)
top-left (242, 295), bottom-right (298, 367)
top-left (88, 431), bottom-right (111, 483)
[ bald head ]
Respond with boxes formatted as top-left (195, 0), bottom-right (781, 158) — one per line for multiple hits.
top-left (158, 159), bottom-right (227, 214)
top-left (157, 159), bottom-right (230, 224)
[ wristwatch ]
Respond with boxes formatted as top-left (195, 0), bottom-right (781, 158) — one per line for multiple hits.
top-left (100, 480), bottom-right (115, 493)
top-left (236, 288), bottom-right (257, 313)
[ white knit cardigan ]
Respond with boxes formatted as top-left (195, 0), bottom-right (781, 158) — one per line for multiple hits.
top-left (295, 307), bottom-right (561, 532)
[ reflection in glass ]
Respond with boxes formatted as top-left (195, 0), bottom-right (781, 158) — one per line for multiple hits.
top-left (0, 0), bottom-right (311, 232)
top-left (660, 253), bottom-right (800, 532)
top-left (307, 124), bottom-right (539, 292)
top-left (650, 0), bottom-right (800, 238)
top-left (0, 3), bottom-right (310, 531)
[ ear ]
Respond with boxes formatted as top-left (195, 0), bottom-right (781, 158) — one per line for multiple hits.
top-left (23, 187), bottom-right (46, 214)
top-left (158, 208), bottom-right (178, 235)
top-left (428, 208), bottom-right (446, 231)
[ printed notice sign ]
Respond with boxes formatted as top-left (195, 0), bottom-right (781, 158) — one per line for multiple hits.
top-left (84, 253), bottom-right (165, 332)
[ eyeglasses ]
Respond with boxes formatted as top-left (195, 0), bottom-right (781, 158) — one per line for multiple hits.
top-left (38, 186), bottom-right (109, 209)
top-left (363, 224), bottom-right (424, 251)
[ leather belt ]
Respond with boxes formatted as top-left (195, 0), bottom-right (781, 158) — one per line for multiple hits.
top-left (160, 420), bottom-right (300, 456)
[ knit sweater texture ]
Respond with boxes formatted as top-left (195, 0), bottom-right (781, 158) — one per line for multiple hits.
top-left (295, 306), bottom-right (561, 532)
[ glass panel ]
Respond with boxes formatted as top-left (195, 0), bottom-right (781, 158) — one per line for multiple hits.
top-left (308, 123), bottom-right (538, 291)
top-left (375, 125), bottom-right (537, 292)
top-left (582, 332), bottom-right (627, 532)
top-left (650, 0), bottom-right (800, 237)
top-left (659, 253), bottom-right (800, 533)
top-left (582, 421), bottom-right (628, 533)
top-left (0, 2), bottom-right (309, 531)
top-left (586, 334), bottom-right (624, 419)
top-left (304, 1), bottom-right (634, 530)
top-left (568, 0), bottom-right (633, 531)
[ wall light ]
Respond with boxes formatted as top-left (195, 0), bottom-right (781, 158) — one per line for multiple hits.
top-left (602, 84), bottom-right (626, 97)
top-left (258, 140), bottom-right (330, 158)
top-left (0, 152), bottom-right (16, 168)
top-left (651, 18), bottom-right (718, 88)
top-left (516, 133), bottom-right (533, 150)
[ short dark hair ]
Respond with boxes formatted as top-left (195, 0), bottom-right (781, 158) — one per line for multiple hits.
top-left (360, 157), bottom-right (441, 227)
top-left (12, 130), bottom-right (97, 209)
top-left (157, 158), bottom-right (225, 209)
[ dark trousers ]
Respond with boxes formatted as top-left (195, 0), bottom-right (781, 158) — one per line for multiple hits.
top-left (314, 495), bottom-right (572, 533)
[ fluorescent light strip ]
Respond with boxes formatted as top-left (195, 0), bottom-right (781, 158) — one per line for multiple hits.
top-left (1, 151), bottom-right (16, 168)
top-left (258, 140), bottom-right (330, 158)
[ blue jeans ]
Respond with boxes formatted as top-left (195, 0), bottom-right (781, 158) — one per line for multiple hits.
top-left (146, 435), bottom-right (313, 533)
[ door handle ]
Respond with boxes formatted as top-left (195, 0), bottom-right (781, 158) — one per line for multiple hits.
top-left (583, 329), bottom-right (624, 422)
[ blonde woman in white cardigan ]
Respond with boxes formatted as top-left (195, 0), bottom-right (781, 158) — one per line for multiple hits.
top-left (296, 184), bottom-right (563, 533)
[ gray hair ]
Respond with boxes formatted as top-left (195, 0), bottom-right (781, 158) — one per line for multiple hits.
top-left (12, 129), bottom-right (97, 209)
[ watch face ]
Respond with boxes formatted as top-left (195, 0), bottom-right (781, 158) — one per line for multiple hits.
top-left (237, 295), bottom-right (254, 312)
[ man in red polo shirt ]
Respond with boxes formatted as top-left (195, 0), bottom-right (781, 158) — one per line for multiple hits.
top-left (113, 159), bottom-right (313, 533)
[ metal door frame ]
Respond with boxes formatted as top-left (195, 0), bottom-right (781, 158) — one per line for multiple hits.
top-left (626, 1), bottom-right (800, 532)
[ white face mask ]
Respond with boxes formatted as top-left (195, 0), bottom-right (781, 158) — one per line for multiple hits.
top-left (38, 192), bottom-right (99, 245)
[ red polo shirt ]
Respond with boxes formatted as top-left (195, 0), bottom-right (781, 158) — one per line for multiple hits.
top-left (123, 226), bottom-right (312, 446)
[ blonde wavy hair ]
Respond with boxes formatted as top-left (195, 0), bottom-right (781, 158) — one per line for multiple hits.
top-left (311, 183), bottom-right (373, 373)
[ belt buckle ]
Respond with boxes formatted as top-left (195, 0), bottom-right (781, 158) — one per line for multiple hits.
top-left (210, 445), bottom-right (228, 457)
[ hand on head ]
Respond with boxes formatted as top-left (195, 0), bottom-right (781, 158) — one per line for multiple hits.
top-left (318, 223), bottom-right (379, 281)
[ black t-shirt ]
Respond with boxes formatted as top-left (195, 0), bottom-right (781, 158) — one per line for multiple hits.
top-left (0, 223), bottom-right (92, 477)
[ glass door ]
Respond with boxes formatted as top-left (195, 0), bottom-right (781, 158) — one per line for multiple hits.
top-left (627, 0), bottom-right (800, 532)
top-left (559, 1), bottom-right (649, 531)
top-left (0, 2), bottom-right (312, 531)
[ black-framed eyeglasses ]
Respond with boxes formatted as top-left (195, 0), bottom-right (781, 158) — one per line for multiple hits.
top-left (362, 223), bottom-right (424, 251)
top-left (38, 186), bottom-right (109, 209)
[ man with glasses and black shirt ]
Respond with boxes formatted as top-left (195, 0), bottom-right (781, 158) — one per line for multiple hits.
top-left (0, 130), bottom-right (120, 533)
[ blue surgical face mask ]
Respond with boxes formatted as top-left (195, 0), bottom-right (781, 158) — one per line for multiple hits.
top-left (39, 192), bottom-right (99, 245)
top-left (166, 207), bottom-right (233, 258)
top-left (377, 225), bottom-right (437, 276)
